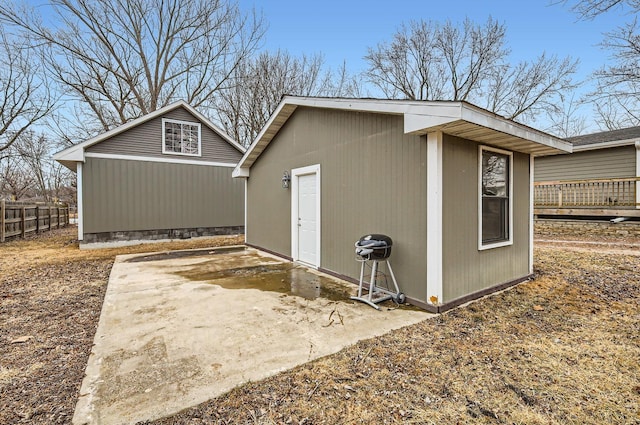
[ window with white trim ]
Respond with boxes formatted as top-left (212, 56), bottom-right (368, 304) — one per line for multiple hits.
top-left (479, 146), bottom-right (513, 249)
top-left (162, 118), bottom-right (201, 156)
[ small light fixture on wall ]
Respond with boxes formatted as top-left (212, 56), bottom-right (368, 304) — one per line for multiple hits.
top-left (282, 170), bottom-right (291, 189)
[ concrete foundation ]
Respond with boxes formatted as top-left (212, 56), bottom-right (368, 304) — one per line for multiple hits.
top-left (535, 218), bottom-right (640, 239)
top-left (82, 225), bottom-right (244, 244)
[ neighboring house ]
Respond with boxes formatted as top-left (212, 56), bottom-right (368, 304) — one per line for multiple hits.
top-left (54, 101), bottom-right (245, 244)
top-left (534, 126), bottom-right (640, 218)
top-left (233, 96), bottom-right (571, 313)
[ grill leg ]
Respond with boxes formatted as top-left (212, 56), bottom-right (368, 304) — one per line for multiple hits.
top-left (386, 261), bottom-right (400, 294)
top-left (367, 261), bottom-right (378, 303)
top-left (357, 260), bottom-right (365, 298)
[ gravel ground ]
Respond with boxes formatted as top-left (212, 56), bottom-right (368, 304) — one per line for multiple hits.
top-left (1, 227), bottom-right (638, 424)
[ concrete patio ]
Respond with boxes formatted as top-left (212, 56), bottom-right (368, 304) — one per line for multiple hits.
top-left (73, 246), bottom-right (430, 425)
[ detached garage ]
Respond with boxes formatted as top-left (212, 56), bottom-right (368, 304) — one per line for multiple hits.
top-left (233, 96), bottom-right (572, 312)
top-left (55, 101), bottom-right (245, 244)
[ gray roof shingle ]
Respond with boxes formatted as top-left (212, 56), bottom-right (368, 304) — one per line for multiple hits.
top-left (568, 126), bottom-right (640, 146)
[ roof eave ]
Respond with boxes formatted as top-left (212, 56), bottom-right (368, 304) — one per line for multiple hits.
top-left (572, 138), bottom-right (639, 152)
top-left (405, 103), bottom-right (572, 156)
top-left (233, 97), bottom-right (572, 178)
top-left (54, 100), bottom-right (244, 170)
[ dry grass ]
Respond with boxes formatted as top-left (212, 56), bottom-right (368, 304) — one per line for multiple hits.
top-left (0, 228), bottom-right (244, 280)
top-left (1, 227), bottom-right (639, 424)
top-left (149, 248), bottom-right (639, 424)
top-left (0, 227), bottom-right (243, 424)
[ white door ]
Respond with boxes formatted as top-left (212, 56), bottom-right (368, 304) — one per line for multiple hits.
top-left (292, 165), bottom-right (320, 267)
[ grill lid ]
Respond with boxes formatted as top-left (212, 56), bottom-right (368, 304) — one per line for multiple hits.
top-left (356, 234), bottom-right (392, 248)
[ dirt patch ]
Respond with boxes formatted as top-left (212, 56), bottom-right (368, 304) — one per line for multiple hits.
top-left (0, 227), bottom-right (244, 425)
top-left (536, 238), bottom-right (640, 256)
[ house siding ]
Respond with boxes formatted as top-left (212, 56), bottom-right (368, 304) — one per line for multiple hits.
top-left (442, 135), bottom-right (531, 303)
top-left (246, 107), bottom-right (429, 301)
top-left (86, 106), bottom-right (241, 164)
top-left (82, 157), bottom-right (244, 234)
top-left (534, 145), bottom-right (636, 181)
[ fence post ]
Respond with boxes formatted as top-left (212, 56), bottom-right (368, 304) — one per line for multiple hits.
top-left (1, 199), bottom-right (5, 243)
top-left (35, 206), bottom-right (40, 233)
top-left (558, 187), bottom-right (563, 207)
top-left (48, 206), bottom-right (52, 232)
top-left (21, 206), bottom-right (26, 238)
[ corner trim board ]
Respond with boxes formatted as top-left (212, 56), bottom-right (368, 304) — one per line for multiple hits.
top-left (77, 162), bottom-right (83, 241)
top-left (635, 141), bottom-right (640, 209)
top-left (426, 132), bottom-right (443, 306)
top-left (529, 155), bottom-right (534, 274)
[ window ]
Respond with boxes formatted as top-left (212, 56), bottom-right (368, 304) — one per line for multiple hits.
top-left (479, 146), bottom-right (512, 250)
top-left (162, 118), bottom-right (201, 156)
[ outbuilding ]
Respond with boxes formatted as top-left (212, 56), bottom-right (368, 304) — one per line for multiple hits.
top-left (534, 126), bottom-right (640, 219)
top-left (55, 101), bottom-right (245, 244)
top-left (233, 96), bottom-right (572, 312)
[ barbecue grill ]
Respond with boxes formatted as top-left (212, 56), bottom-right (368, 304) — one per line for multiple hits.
top-left (351, 234), bottom-right (405, 310)
top-left (355, 234), bottom-right (392, 260)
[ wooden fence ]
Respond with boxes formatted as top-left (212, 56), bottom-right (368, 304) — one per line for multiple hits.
top-left (1, 199), bottom-right (70, 242)
top-left (534, 177), bottom-right (639, 208)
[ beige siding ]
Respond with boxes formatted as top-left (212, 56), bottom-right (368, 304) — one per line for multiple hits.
top-left (442, 135), bottom-right (531, 303)
top-left (247, 108), bottom-right (428, 301)
top-left (83, 157), bottom-right (244, 233)
top-left (535, 146), bottom-right (635, 181)
top-left (87, 106), bottom-right (241, 164)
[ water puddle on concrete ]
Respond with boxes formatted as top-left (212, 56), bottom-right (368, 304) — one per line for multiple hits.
top-left (176, 259), bottom-right (353, 302)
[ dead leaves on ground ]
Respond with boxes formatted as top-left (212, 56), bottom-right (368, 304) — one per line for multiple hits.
top-left (151, 246), bottom-right (639, 425)
top-left (0, 227), bottom-right (244, 425)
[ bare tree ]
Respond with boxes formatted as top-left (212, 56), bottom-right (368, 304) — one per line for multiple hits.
top-left (0, 0), bottom-right (265, 134)
top-left (557, 0), bottom-right (640, 128)
top-left (364, 17), bottom-right (578, 124)
top-left (47, 161), bottom-right (75, 203)
top-left (364, 20), bottom-right (450, 100)
top-left (592, 95), bottom-right (640, 129)
top-left (5, 131), bottom-right (75, 201)
top-left (216, 50), bottom-right (361, 146)
top-left (365, 18), bottom-right (508, 101)
top-left (0, 148), bottom-right (34, 200)
top-left (0, 26), bottom-right (54, 154)
top-left (0, 165), bottom-right (33, 200)
top-left (545, 94), bottom-right (589, 137)
top-left (14, 132), bottom-right (49, 199)
top-left (554, 0), bottom-right (640, 19)
top-left (589, 18), bottom-right (640, 128)
top-left (484, 53), bottom-right (579, 122)
top-left (325, 61), bottom-right (365, 98)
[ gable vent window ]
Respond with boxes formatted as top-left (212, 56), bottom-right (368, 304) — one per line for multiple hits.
top-left (479, 146), bottom-right (513, 250)
top-left (162, 118), bottom-right (201, 156)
